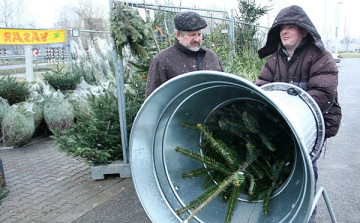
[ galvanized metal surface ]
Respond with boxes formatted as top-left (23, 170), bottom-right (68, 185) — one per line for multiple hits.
top-left (130, 71), bottom-right (320, 223)
top-left (261, 83), bottom-right (325, 159)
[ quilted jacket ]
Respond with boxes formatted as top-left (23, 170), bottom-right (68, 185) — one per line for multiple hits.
top-left (256, 5), bottom-right (341, 138)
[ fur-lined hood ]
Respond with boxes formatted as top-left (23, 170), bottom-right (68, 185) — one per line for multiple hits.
top-left (258, 5), bottom-right (325, 59)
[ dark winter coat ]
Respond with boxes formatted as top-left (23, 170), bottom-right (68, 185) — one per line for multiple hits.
top-left (145, 39), bottom-right (223, 98)
top-left (256, 5), bottom-right (341, 138)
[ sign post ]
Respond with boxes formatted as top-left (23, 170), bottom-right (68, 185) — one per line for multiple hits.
top-left (24, 45), bottom-right (33, 82)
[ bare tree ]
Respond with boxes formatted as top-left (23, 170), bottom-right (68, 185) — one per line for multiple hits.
top-left (341, 37), bottom-right (357, 52)
top-left (0, 0), bottom-right (35, 28)
top-left (322, 26), bottom-right (333, 50)
top-left (0, 0), bottom-right (36, 55)
top-left (73, 0), bottom-right (108, 46)
top-left (54, 6), bottom-right (78, 29)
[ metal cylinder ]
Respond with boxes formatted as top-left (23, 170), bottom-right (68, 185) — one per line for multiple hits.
top-left (130, 71), bottom-right (324, 223)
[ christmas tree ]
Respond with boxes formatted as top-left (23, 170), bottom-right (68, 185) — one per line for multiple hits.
top-left (52, 90), bottom-right (123, 165)
top-left (175, 100), bottom-right (295, 223)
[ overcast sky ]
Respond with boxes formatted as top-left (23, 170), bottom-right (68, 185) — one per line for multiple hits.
top-left (25, 0), bottom-right (359, 40)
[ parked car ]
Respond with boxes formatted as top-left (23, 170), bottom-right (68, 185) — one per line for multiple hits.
top-left (331, 52), bottom-right (341, 63)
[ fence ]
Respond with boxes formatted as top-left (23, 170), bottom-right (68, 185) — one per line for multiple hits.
top-left (125, 1), bottom-right (269, 58)
top-left (0, 1), bottom-right (269, 166)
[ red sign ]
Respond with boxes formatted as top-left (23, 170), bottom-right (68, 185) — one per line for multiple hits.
top-left (32, 49), bottom-right (38, 57)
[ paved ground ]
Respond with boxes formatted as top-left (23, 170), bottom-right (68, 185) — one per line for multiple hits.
top-left (0, 134), bottom-right (150, 223)
top-left (315, 59), bottom-right (360, 223)
top-left (0, 58), bottom-right (359, 223)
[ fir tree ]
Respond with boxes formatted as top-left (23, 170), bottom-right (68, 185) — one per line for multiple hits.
top-left (52, 90), bottom-right (122, 165)
top-left (110, 1), bottom-right (149, 59)
top-left (175, 101), bottom-right (295, 223)
top-left (0, 75), bottom-right (30, 106)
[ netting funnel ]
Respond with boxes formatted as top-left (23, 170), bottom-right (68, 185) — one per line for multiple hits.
top-left (130, 71), bottom-right (325, 223)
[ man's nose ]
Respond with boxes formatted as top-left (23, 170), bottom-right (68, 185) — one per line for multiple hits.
top-left (281, 28), bottom-right (288, 33)
top-left (194, 35), bottom-right (201, 42)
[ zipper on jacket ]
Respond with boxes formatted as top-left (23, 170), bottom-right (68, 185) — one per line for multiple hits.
top-left (196, 51), bottom-right (206, 70)
top-left (285, 56), bottom-right (291, 82)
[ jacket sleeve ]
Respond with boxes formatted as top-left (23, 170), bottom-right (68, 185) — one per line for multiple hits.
top-left (307, 52), bottom-right (338, 112)
top-left (145, 57), bottom-right (168, 98)
top-left (255, 58), bottom-right (275, 86)
top-left (217, 56), bottom-right (224, 72)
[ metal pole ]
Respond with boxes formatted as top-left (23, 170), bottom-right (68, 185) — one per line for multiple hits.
top-left (230, 9), bottom-right (235, 62)
top-left (128, 3), bottom-right (268, 29)
top-left (109, 0), bottom-right (129, 164)
top-left (127, 2), bottom-right (227, 13)
top-left (24, 45), bottom-right (34, 82)
top-left (65, 29), bottom-right (72, 71)
top-left (323, 0), bottom-right (326, 45)
top-left (311, 186), bottom-right (338, 223)
top-left (0, 158), bottom-right (5, 186)
top-left (344, 15), bottom-right (346, 38)
top-left (335, 2), bottom-right (343, 53)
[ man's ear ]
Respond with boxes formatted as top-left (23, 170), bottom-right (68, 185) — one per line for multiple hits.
top-left (303, 30), bottom-right (308, 37)
top-left (175, 30), bottom-right (180, 40)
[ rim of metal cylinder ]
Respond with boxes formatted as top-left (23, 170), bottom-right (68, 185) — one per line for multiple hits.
top-left (130, 71), bottom-right (315, 223)
top-left (260, 83), bottom-right (325, 159)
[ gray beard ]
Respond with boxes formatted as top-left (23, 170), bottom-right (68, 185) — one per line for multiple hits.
top-left (188, 46), bottom-right (201, 52)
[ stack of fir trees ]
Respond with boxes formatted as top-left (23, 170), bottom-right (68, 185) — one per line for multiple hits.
top-left (175, 100), bottom-right (295, 223)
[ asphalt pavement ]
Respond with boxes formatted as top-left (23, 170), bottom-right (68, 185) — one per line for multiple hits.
top-left (315, 58), bottom-right (360, 223)
top-left (0, 58), bottom-right (359, 223)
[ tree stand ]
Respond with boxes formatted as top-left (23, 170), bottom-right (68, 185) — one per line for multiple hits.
top-left (0, 158), bottom-right (5, 186)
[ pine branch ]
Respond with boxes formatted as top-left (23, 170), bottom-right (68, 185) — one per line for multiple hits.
top-left (218, 118), bottom-right (249, 138)
top-left (225, 186), bottom-right (241, 223)
top-left (258, 161), bottom-right (287, 214)
top-left (197, 124), bottom-right (239, 169)
top-left (259, 133), bottom-right (276, 152)
top-left (180, 152), bottom-right (260, 222)
top-left (226, 103), bottom-right (245, 119)
top-left (262, 186), bottom-right (273, 214)
top-left (182, 167), bottom-right (208, 178)
top-left (176, 100), bottom-right (296, 221)
top-left (248, 164), bottom-right (264, 179)
top-left (242, 110), bottom-right (260, 133)
top-left (176, 182), bottom-right (222, 215)
top-left (181, 122), bottom-right (198, 130)
top-left (245, 141), bottom-right (258, 161)
top-left (203, 175), bottom-right (214, 189)
top-left (232, 171), bottom-right (245, 187)
top-left (174, 147), bottom-right (230, 174)
top-left (255, 159), bottom-right (273, 180)
top-left (246, 172), bottom-right (256, 195)
top-left (239, 152), bottom-right (260, 172)
top-left (183, 175), bottom-right (234, 222)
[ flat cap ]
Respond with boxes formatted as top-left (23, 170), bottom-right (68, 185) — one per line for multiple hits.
top-left (174, 11), bottom-right (207, 31)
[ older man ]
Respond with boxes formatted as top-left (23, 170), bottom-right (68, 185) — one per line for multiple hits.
top-left (256, 5), bottom-right (342, 223)
top-left (145, 11), bottom-right (223, 98)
